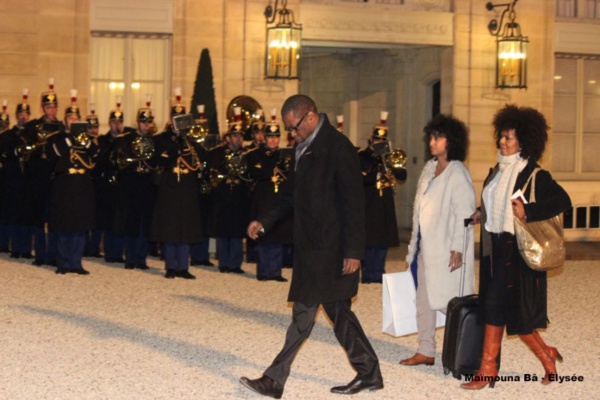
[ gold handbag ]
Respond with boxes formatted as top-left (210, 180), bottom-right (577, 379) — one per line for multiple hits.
top-left (513, 168), bottom-right (566, 271)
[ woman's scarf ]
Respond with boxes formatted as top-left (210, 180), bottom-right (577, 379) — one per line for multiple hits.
top-left (491, 151), bottom-right (528, 234)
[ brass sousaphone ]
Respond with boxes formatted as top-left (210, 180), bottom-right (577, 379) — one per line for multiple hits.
top-left (225, 95), bottom-right (264, 142)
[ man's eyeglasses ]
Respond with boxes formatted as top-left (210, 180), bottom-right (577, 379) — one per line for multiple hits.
top-left (286, 112), bottom-right (309, 133)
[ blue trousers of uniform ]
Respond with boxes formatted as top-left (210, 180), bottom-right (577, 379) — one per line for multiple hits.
top-left (34, 227), bottom-right (57, 262)
top-left (257, 243), bottom-right (283, 279)
top-left (362, 246), bottom-right (388, 281)
top-left (104, 232), bottom-right (125, 261)
top-left (216, 238), bottom-right (243, 271)
top-left (86, 230), bottom-right (103, 256)
top-left (11, 225), bottom-right (33, 255)
top-left (0, 220), bottom-right (10, 251)
top-left (282, 244), bottom-right (294, 267)
top-left (190, 238), bottom-right (210, 262)
top-left (125, 236), bottom-right (149, 266)
top-left (56, 232), bottom-right (86, 271)
top-left (163, 243), bottom-right (190, 271)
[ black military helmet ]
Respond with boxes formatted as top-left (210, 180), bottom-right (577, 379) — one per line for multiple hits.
top-left (137, 108), bottom-right (154, 123)
top-left (86, 114), bottom-right (99, 128)
top-left (109, 109), bottom-right (124, 122)
top-left (16, 89), bottom-right (31, 115)
top-left (265, 121), bottom-right (281, 137)
top-left (64, 104), bottom-right (81, 118)
top-left (227, 120), bottom-right (245, 137)
top-left (171, 104), bottom-right (186, 117)
top-left (0, 112), bottom-right (9, 128)
top-left (371, 111), bottom-right (389, 140)
top-left (41, 91), bottom-right (58, 107)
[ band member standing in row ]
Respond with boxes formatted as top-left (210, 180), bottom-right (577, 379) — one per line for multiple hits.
top-left (246, 111), bottom-right (291, 282)
top-left (189, 105), bottom-right (214, 267)
top-left (150, 95), bottom-right (203, 279)
top-left (84, 107), bottom-right (103, 258)
top-left (0, 106), bottom-right (11, 252)
top-left (22, 81), bottom-right (63, 266)
top-left (358, 112), bottom-right (407, 283)
top-left (92, 101), bottom-right (131, 264)
top-left (49, 92), bottom-right (98, 274)
top-left (112, 102), bottom-right (157, 270)
top-left (206, 110), bottom-right (251, 274)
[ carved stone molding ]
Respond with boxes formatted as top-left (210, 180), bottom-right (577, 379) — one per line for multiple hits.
top-left (300, 4), bottom-right (453, 46)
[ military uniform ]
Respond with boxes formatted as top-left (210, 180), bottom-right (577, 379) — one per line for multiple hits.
top-left (246, 119), bottom-right (292, 281)
top-left (21, 91), bottom-right (64, 265)
top-left (112, 108), bottom-right (157, 270)
top-left (358, 116), bottom-right (407, 283)
top-left (0, 111), bottom-right (11, 251)
top-left (49, 114), bottom-right (98, 274)
top-left (206, 121), bottom-right (251, 273)
top-left (0, 95), bottom-right (33, 256)
top-left (89, 107), bottom-right (131, 263)
top-left (150, 104), bottom-right (203, 279)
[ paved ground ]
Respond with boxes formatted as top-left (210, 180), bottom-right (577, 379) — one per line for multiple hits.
top-left (0, 243), bottom-right (597, 400)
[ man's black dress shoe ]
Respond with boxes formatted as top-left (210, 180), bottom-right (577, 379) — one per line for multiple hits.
top-left (177, 270), bottom-right (196, 279)
top-left (73, 268), bottom-right (90, 275)
top-left (10, 252), bottom-right (20, 258)
top-left (32, 259), bottom-right (45, 266)
top-left (258, 276), bottom-right (288, 282)
top-left (20, 253), bottom-right (33, 259)
top-left (47, 259), bottom-right (57, 267)
top-left (124, 263), bottom-right (135, 270)
top-left (230, 268), bottom-right (245, 274)
top-left (164, 269), bottom-right (177, 279)
top-left (199, 260), bottom-right (214, 267)
top-left (135, 264), bottom-right (150, 270)
top-left (361, 277), bottom-right (383, 284)
top-left (55, 267), bottom-right (69, 275)
top-left (330, 376), bottom-right (384, 395)
top-left (239, 375), bottom-right (283, 399)
top-left (218, 267), bottom-right (230, 273)
top-left (0, 247), bottom-right (9, 253)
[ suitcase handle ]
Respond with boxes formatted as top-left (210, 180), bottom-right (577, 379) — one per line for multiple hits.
top-left (459, 218), bottom-right (472, 297)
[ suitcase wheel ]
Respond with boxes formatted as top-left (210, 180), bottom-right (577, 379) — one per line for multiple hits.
top-left (443, 367), bottom-right (450, 376)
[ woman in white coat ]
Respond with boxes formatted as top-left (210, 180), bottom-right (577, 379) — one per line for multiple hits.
top-left (400, 114), bottom-right (476, 366)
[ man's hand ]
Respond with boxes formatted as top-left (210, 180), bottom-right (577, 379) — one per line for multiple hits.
top-left (449, 251), bottom-right (462, 272)
top-left (342, 258), bottom-right (361, 275)
top-left (247, 221), bottom-right (264, 240)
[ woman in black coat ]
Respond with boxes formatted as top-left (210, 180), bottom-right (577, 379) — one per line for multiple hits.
top-left (462, 105), bottom-right (571, 390)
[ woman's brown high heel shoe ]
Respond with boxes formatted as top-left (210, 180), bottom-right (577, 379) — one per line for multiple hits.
top-left (531, 330), bottom-right (563, 384)
top-left (460, 324), bottom-right (504, 390)
top-left (520, 333), bottom-right (558, 385)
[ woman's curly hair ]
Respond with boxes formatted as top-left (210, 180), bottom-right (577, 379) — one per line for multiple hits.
top-left (492, 104), bottom-right (549, 162)
top-left (423, 114), bottom-right (469, 162)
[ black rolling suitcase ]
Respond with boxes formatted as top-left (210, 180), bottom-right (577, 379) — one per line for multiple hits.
top-left (441, 218), bottom-right (500, 380)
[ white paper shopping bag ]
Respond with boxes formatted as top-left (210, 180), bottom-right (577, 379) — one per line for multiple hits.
top-left (382, 271), bottom-right (446, 337)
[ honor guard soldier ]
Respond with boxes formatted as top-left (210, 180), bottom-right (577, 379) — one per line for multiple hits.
top-left (206, 108), bottom-right (251, 274)
top-left (358, 111), bottom-right (407, 283)
top-left (22, 79), bottom-right (64, 265)
top-left (244, 109), bottom-right (265, 151)
top-left (48, 91), bottom-right (97, 274)
top-left (112, 98), bottom-right (157, 270)
top-left (0, 103), bottom-right (10, 251)
top-left (246, 110), bottom-right (292, 282)
top-left (95, 99), bottom-right (131, 264)
top-left (0, 90), bottom-right (32, 257)
top-left (244, 111), bottom-right (267, 263)
top-left (83, 106), bottom-right (104, 258)
top-left (189, 104), bottom-right (214, 267)
top-left (150, 90), bottom-right (203, 279)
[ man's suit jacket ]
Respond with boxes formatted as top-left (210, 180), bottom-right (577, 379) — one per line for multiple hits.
top-left (259, 114), bottom-right (366, 304)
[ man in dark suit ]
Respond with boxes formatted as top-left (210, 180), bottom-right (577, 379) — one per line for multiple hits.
top-left (241, 95), bottom-right (383, 398)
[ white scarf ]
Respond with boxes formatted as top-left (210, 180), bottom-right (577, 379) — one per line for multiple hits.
top-left (491, 151), bottom-right (528, 234)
